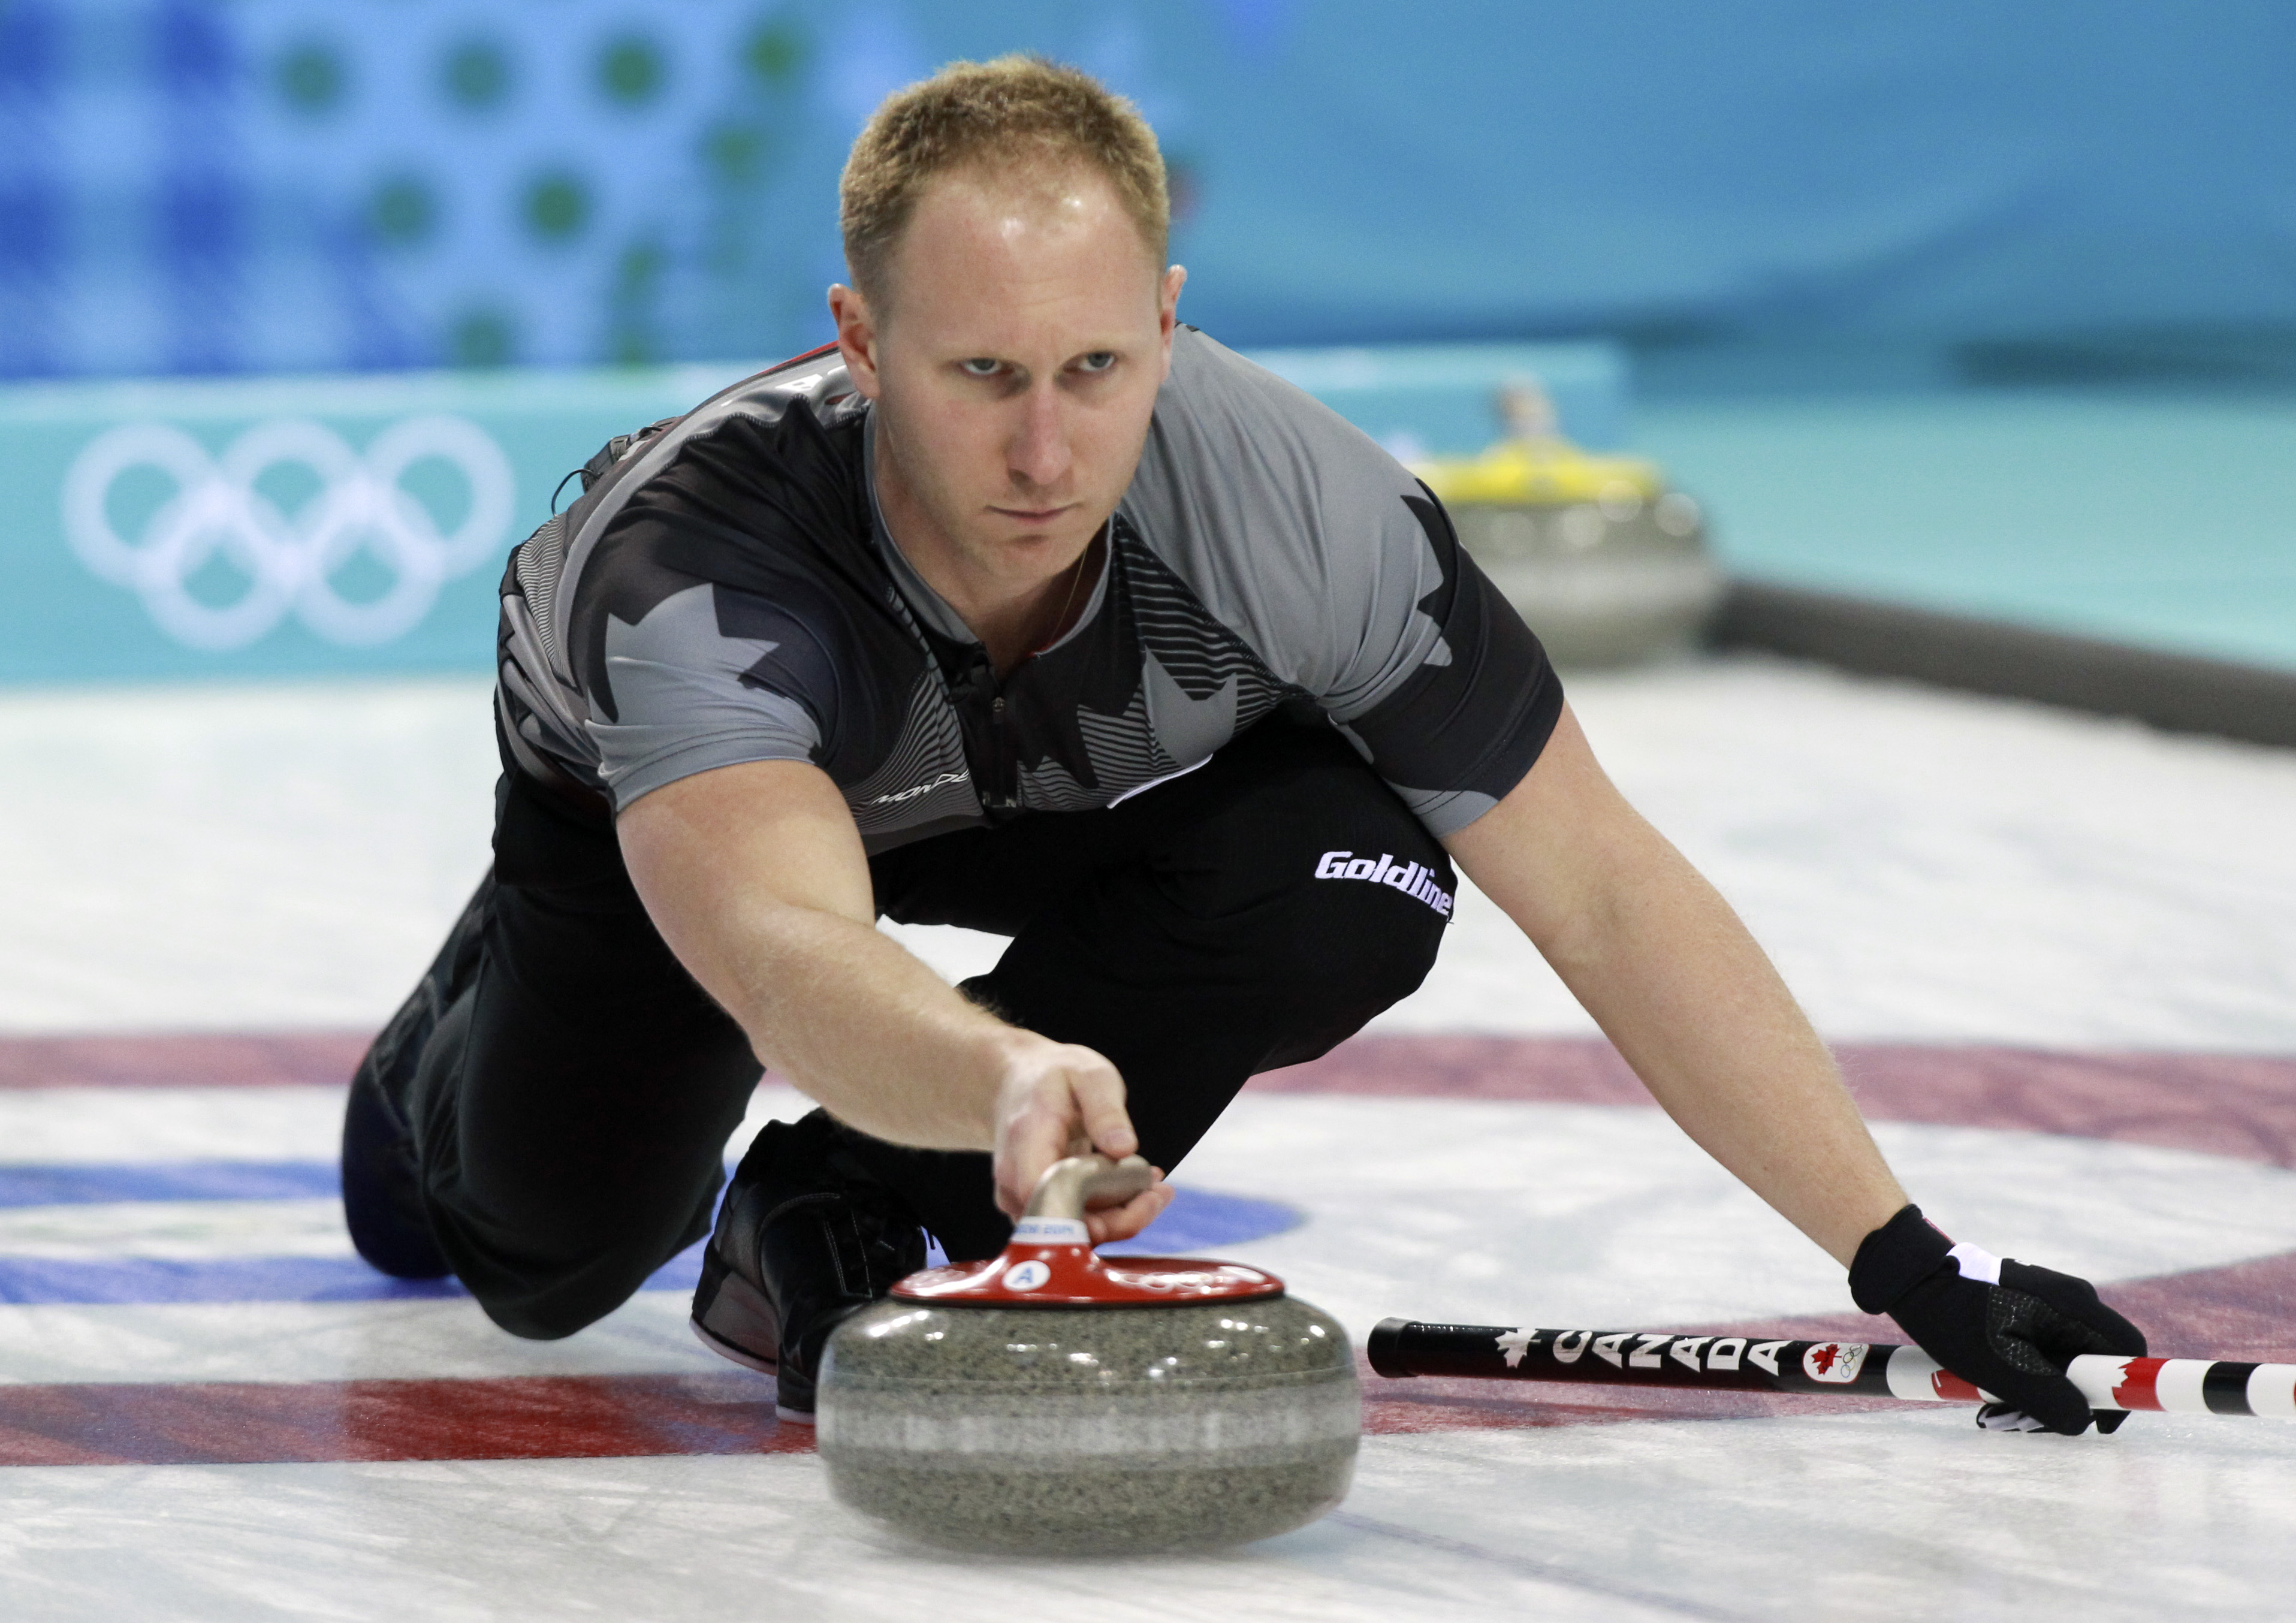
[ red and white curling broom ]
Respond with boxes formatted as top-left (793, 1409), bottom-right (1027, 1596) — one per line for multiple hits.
top-left (1366, 1319), bottom-right (2296, 1419)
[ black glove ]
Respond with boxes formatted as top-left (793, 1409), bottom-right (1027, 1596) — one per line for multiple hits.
top-left (1849, 1203), bottom-right (2147, 1436)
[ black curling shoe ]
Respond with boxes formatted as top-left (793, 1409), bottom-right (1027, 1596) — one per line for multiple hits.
top-left (691, 1113), bottom-right (928, 1422)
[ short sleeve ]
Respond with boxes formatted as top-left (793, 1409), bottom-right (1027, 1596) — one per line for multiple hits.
top-left (583, 579), bottom-right (833, 810)
top-left (1120, 331), bottom-right (1563, 839)
top-left (1333, 490), bottom-right (1563, 836)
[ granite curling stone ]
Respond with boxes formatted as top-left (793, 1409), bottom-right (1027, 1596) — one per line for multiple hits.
top-left (816, 1155), bottom-right (1360, 1555)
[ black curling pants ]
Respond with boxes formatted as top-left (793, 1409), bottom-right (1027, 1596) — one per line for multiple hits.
top-left (388, 717), bottom-right (1454, 1340)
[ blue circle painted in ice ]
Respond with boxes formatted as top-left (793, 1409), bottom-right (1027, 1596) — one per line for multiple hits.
top-left (0, 1166), bottom-right (1308, 1306)
top-left (1097, 1184), bottom-right (1306, 1256)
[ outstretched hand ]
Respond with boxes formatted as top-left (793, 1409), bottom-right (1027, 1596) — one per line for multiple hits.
top-left (989, 1036), bottom-right (1172, 1244)
top-left (1851, 1204), bottom-right (2147, 1435)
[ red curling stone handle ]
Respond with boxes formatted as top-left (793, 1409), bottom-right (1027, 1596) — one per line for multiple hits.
top-left (1366, 1319), bottom-right (2296, 1419)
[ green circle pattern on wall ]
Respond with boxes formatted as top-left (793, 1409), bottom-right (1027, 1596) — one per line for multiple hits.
top-left (450, 309), bottom-right (517, 369)
top-left (276, 43), bottom-right (347, 115)
top-left (702, 123), bottom-right (769, 183)
top-left (263, 11), bottom-right (833, 372)
top-left (523, 172), bottom-right (593, 243)
top-left (444, 38), bottom-right (513, 111)
top-left (369, 176), bottom-right (439, 248)
top-left (742, 20), bottom-right (805, 86)
top-left (599, 36), bottom-right (667, 107)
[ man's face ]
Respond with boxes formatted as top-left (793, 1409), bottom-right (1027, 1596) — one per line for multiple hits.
top-left (833, 165), bottom-right (1184, 594)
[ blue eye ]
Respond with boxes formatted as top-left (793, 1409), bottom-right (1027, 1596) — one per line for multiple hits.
top-left (960, 358), bottom-right (1001, 377)
top-left (1076, 352), bottom-right (1117, 372)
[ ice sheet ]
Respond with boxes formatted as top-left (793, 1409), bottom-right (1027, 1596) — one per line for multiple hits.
top-left (1175, 1095), bottom-right (2296, 1336)
top-left (2, 1417), bottom-right (2291, 1623)
top-left (0, 1295), bottom-right (713, 1387)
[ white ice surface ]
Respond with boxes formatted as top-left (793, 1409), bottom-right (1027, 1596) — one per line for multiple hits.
top-left (5, 657), bottom-right (2294, 1046)
top-left (1, 1417), bottom-right (2292, 1623)
top-left (1178, 1094), bottom-right (2296, 1335)
top-left (0, 1087), bottom-right (346, 1163)
top-left (0, 1198), bottom-right (351, 1261)
top-left (0, 675), bottom-right (501, 1034)
top-left (0, 1295), bottom-right (716, 1388)
top-left (1396, 659), bottom-right (2296, 1048)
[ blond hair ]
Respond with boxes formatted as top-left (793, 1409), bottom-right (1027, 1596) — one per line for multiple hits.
top-left (840, 55), bottom-right (1169, 299)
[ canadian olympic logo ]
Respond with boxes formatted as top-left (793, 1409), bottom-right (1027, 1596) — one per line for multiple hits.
top-left (62, 416), bottom-right (515, 651)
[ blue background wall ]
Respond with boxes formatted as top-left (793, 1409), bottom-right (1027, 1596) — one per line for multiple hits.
top-left (4, 0), bottom-right (2292, 379)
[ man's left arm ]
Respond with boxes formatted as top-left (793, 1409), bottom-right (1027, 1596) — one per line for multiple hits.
top-left (1447, 701), bottom-right (2147, 1433)
top-left (1444, 701), bottom-right (1903, 1264)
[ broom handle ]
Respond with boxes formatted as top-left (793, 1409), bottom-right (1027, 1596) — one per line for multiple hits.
top-left (1366, 1319), bottom-right (2296, 1419)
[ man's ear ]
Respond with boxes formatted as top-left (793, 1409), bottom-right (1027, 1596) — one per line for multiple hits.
top-left (829, 283), bottom-right (882, 400)
top-left (1157, 264), bottom-right (1187, 379)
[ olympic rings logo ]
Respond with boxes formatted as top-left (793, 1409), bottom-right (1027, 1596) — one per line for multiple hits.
top-left (63, 416), bottom-right (515, 651)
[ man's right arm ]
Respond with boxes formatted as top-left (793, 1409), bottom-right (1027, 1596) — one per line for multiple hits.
top-left (615, 759), bottom-right (1170, 1239)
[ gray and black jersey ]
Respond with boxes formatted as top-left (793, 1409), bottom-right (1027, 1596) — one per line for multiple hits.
top-left (494, 326), bottom-right (1562, 853)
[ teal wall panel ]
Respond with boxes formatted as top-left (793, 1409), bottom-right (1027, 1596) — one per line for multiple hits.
top-left (0, 366), bottom-right (747, 682)
top-left (0, 341), bottom-right (1624, 683)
